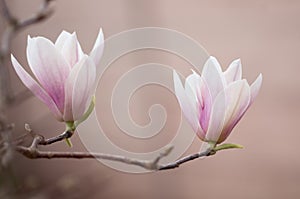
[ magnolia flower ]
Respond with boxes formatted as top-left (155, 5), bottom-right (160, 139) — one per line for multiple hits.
top-left (11, 29), bottom-right (104, 125)
top-left (173, 56), bottom-right (262, 144)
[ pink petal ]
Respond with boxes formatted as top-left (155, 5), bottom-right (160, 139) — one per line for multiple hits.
top-left (198, 78), bottom-right (213, 133)
top-left (201, 56), bottom-right (226, 101)
top-left (63, 56), bottom-right (96, 121)
top-left (173, 70), bottom-right (202, 134)
top-left (11, 55), bottom-right (63, 120)
top-left (63, 60), bottom-right (82, 121)
top-left (27, 36), bottom-right (71, 112)
top-left (89, 29), bottom-right (104, 66)
top-left (218, 80), bottom-right (250, 143)
top-left (250, 73), bottom-right (263, 104)
top-left (185, 71), bottom-right (212, 139)
top-left (223, 58), bottom-right (242, 84)
top-left (205, 88), bottom-right (226, 142)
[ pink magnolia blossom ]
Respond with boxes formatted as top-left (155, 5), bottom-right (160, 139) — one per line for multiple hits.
top-left (173, 56), bottom-right (262, 144)
top-left (11, 29), bottom-right (104, 123)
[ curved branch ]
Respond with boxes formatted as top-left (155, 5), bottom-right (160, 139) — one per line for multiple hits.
top-left (13, 130), bottom-right (215, 171)
top-left (15, 141), bottom-right (212, 171)
top-left (15, 145), bottom-right (174, 170)
top-left (12, 124), bottom-right (243, 171)
top-left (13, 124), bottom-right (247, 171)
top-left (15, 134), bottom-right (176, 170)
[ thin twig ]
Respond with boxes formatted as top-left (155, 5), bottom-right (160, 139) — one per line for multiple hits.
top-left (158, 150), bottom-right (212, 170)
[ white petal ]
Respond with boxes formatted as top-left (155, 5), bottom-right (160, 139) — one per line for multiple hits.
top-left (55, 31), bottom-right (84, 66)
top-left (173, 70), bottom-right (201, 133)
top-left (185, 72), bottom-right (202, 111)
top-left (11, 55), bottom-right (63, 120)
top-left (63, 59), bottom-right (82, 121)
top-left (55, 30), bottom-right (72, 50)
top-left (186, 70), bottom-right (203, 107)
top-left (89, 28), bottom-right (104, 66)
top-left (64, 56), bottom-right (96, 121)
top-left (250, 73), bottom-right (263, 104)
top-left (219, 80), bottom-right (250, 143)
top-left (60, 32), bottom-right (80, 67)
top-left (224, 58), bottom-right (242, 84)
top-left (205, 88), bottom-right (226, 142)
top-left (201, 56), bottom-right (226, 102)
top-left (224, 80), bottom-right (250, 126)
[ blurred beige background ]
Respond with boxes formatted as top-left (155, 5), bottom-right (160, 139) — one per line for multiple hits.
top-left (2, 0), bottom-right (300, 198)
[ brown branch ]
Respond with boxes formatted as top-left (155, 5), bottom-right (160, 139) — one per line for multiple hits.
top-left (15, 135), bottom-right (176, 170)
top-left (13, 128), bottom-right (215, 171)
top-left (7, 124), bottom-right (243, 171)
top-left (15, 147), bottom-right (173, 170)
top-left (15, 141), bottom-right (212, 170)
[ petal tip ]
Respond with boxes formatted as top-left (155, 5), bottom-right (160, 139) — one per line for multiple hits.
top-left (173, 69), bottom-right (179, 77)
top-left (173, 70), bottom-right (182, 84)
top-left (11, 54), bottom-right (17, 67)
top-left (233, 58), bottom-right (241, 65)
top-left (254, 73), bottom-right (263, 86)
top-left (190, 69), bottom-right (197, 74)
top-left (98, 28), bottom-right (104, 38)
top-left (97, 28), bottom-right (104, 40)
top-left (209, 55), bottom-right (216, 60)
top-left (11, 54), bottom-right (21, 69)
top-left (27, 35), bottom-right (33, 43)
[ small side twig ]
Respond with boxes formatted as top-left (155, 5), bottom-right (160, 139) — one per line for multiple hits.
top-left (39, 131), bottom-right (74, 145)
